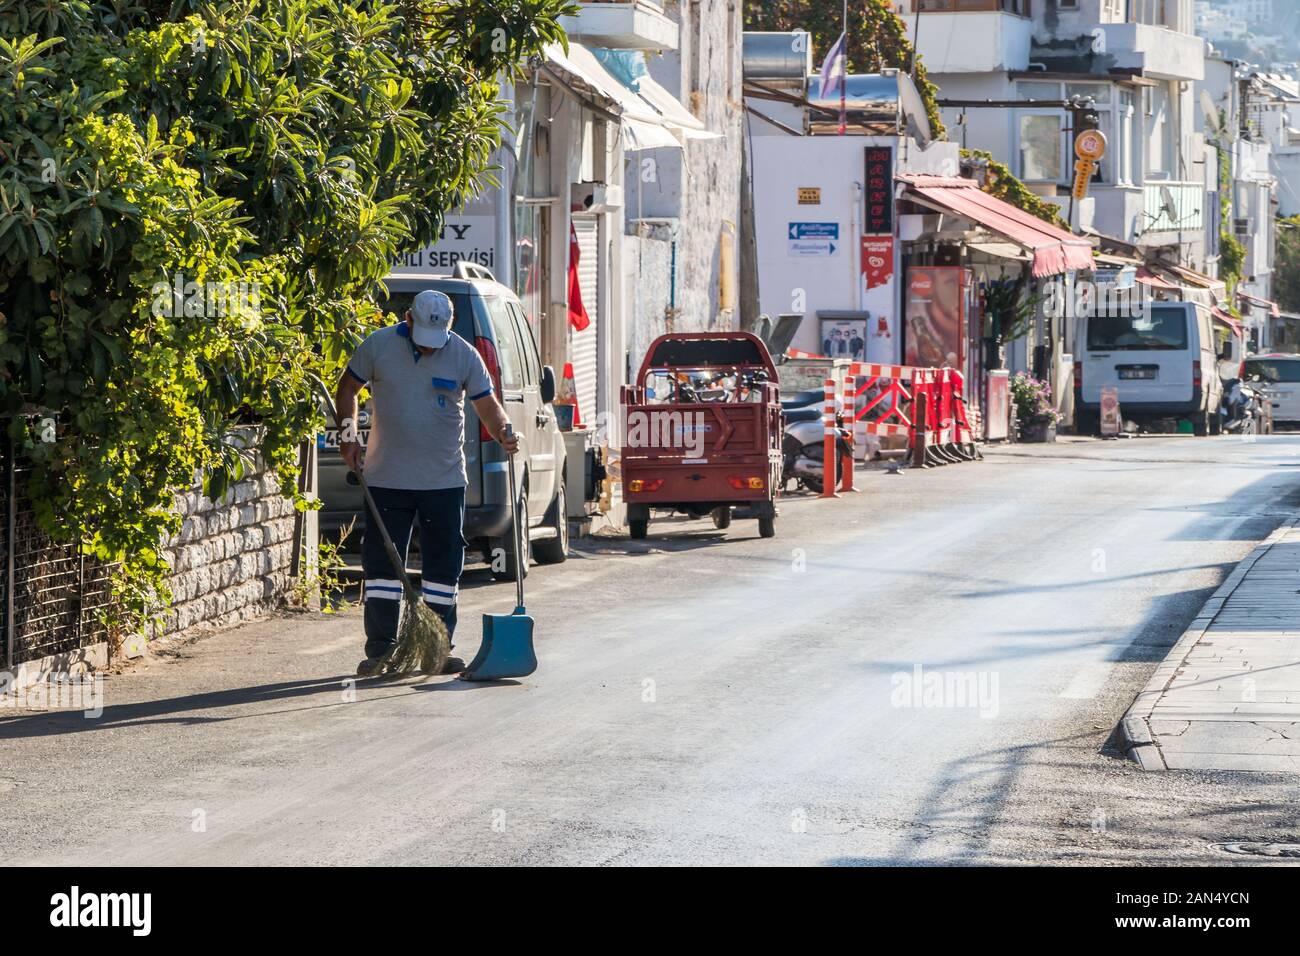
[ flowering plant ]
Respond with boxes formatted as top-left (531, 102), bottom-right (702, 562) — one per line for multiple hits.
top-left (1010, 372), bottom-right (1061, 425)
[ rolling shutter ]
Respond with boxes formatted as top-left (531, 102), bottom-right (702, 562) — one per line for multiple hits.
top-left (571, 214), bottom-right (599, 425)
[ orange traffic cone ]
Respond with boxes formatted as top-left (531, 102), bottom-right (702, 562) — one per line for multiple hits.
top-left (555, 361), bottom-right (583, 428)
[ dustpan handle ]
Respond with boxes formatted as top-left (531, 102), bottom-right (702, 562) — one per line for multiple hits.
top-left (505, 426), bottom-right (524, 610)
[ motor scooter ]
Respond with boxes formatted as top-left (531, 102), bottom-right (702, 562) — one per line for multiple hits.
top-left (1220, 377), bottom-right (1266, 435)
top-left (781, 389), bottom-right (852, 494)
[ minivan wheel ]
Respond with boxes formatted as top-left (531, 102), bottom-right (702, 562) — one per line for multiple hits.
top-left (533, 476), bottom-right (569, 565)
top-left (491, 487), bottom-right (530, 582)
top-left (1193, 410), bottom-right (1210, 437)
top-left (1210, 410), bottom-right (1223, 436)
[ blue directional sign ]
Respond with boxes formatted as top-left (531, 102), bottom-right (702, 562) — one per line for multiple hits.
top-left (787, 222), bottom-right (840, 257)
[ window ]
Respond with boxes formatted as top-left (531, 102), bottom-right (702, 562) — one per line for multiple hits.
top-left (918, 0), bottom-right (1030, 12)
top-left (1065, 83), bottom-right (1110, 105)
top-left (508, 301), bottom-right (541, 385)
top-left (1087, 306), bottom-right (1190, 351)
top-left (1117, 90), bottom-right (1136, 185)
top-left (487, 297), bottom-right (523, 389)
top-left (1019, 114), bottom-right (1063, 181)
top-left (1017, 80), bottom-right (1059, 102)
top-left (1245, 358), bottom-right (1300, 383)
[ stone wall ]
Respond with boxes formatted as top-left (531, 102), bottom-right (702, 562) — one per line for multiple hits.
top-left (624, 230), bottom-right (675, 375)
top-left (151, 464), bottom-right (299, 639)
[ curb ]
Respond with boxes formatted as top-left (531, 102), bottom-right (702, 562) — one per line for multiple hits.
top-left (1114, 518), bottom-right (1297, 770)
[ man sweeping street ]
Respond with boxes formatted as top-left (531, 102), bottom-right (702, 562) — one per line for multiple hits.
top-left (336, 290), bottom-right (518, 676)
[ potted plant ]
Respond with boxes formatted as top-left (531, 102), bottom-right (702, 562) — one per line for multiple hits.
top-left (1010, 371), bottom-right (1061, 442)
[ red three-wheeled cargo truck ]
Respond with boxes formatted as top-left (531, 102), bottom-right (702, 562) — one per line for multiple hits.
top-left (620, 332), bottom-right (783, 539)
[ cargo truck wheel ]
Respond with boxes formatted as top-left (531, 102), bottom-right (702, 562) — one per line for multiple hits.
top-left (711, 506), bottom-right (732, 529)
top-left (758, 515), bottom-right (776, 538)
top-left (629, 519), bottom-right (648, 540)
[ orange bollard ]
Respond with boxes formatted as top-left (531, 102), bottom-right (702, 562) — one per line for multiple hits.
top-left (840, 372), bottom-right (858, 492)
top-left (821, 377), bottom-right (839, 498)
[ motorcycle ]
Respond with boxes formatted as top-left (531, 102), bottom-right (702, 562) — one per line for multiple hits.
top-left (781, 389), bottom-right (852, 494)
top-left (1220, 377), bottom-right (1266, 435)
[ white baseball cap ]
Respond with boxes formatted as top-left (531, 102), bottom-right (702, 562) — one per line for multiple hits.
top-left (410, 290), bottom-right (453, 348)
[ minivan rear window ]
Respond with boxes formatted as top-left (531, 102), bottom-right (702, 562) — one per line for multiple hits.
top-left (1087, 305), bottom-right (1189, 351)
top-left (1245, 358), bottom-right (1300, 383)
top-left (376, 286), bottom-right (476, 340)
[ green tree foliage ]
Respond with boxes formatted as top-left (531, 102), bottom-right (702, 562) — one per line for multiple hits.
top-left (1217, 145), bottom-right (1245, 296)
top-left (961, 150), bottom-right (1068, 229)
top-left (1278, 216), bottom-right (1300, 314)
top-left (0, 0), bottom-right (570, 623)
top-left (745, 0), bottom-right (946, 140)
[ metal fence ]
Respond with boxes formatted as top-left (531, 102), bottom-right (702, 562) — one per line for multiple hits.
top-left (1, 435), bottom-right (117, 670)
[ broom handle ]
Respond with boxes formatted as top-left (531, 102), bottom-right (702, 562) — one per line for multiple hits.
top-left (505, 426), bottom-right (524, 610)
top-left (315, 382), bottom-right (418, 601)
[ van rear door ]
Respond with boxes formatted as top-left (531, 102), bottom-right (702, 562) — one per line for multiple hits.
top-left (1081, 303), bottom-right (1193, 406)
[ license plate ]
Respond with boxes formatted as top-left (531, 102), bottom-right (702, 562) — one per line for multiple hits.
top-left (1119, 369), bottom-right (1156, 380)
top-left (319, 428), bottom-right (369, 450)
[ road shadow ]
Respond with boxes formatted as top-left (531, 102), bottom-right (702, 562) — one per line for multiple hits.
top-left (0, 671), bottom-right (458, 740)
top-left (822, 731), bottom-right (1300, 866)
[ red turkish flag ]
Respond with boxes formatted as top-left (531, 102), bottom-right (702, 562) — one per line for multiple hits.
top-left (567, 222), bottom-right (591, 331)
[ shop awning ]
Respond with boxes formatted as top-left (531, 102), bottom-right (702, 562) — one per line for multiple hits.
top-left (1237, 291), bottom-right (1281, 317)
top-left (1136, 268), bottom-right (1180, 291)
top-left (1211, 306), bottom-right (1244, 338)
top-left (542, 42), bottom-right (707, 150)
top-left (899, 175), bottom-right (1094, 277)
top-left (966, 241), bottom-right (1031, 261)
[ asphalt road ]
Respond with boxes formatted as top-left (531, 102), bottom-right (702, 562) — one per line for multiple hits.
top-left (5, 434), bottom-right (1300, 866)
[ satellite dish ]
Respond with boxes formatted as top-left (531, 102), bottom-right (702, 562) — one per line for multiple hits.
top-left (1200, 90), bottom-right (1223, 136)
top-left (1160, 185), bottom-right (1178, 224)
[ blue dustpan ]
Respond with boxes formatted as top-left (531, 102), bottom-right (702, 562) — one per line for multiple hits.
top-left (461, 437), bottom-right (539, 681)
top-left (463, 606), bottom-right (537, 680)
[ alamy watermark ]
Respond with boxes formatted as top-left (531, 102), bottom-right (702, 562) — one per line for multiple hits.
top-left (624, 409), bottom-right (709, 458)
top-left (0, 670), bottom-right (104, 718)
top-left (890, 664), bottom-right (999, 718)
top-left (150, 272), bottom-right (261, 319)
top-left (1042, 276), bottom-right (1165, 322)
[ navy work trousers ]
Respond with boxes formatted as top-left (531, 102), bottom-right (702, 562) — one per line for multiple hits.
top-left (361, 485), bottom-right (466, 660)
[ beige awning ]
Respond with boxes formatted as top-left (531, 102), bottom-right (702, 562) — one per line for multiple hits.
top-left (543, 42), bottom-right (696, 150)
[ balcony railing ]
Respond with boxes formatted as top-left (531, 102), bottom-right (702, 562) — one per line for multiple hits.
top-left (1140, 181), bottom-right (1204, 234)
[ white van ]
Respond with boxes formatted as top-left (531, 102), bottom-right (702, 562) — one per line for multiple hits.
top-left (1075, 301), bottom-right (1223, 435)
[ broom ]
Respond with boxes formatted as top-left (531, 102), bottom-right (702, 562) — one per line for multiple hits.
top-left (355, 470), bottom-right (451, 677)
top-left (318, 385), bottom-right (450, 677)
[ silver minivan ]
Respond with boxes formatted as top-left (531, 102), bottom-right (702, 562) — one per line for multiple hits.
top-left (1075, 301), bottom-right (1223, 435)
top-left (1243, 353), bottom-right (1300, 426)
top-left (319, 265), bottom-right (568, 579)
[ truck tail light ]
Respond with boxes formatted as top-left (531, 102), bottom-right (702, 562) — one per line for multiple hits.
top-left (628, 478), bottom-right (664, 493)
top-left (728, 476), bottom-right (764, 490)
top-left (474, 335), bottom-right (503, 441)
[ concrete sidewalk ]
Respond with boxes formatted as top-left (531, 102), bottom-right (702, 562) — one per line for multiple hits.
top-left (1120, 520), bottom-right (1300, 772)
